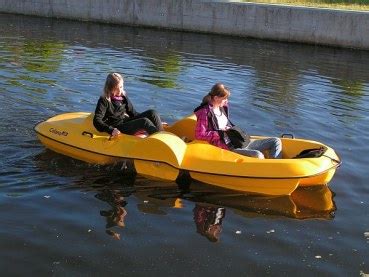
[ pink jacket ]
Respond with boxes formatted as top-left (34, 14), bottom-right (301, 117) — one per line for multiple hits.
top-left (194, 104), bottom-right (229, 150)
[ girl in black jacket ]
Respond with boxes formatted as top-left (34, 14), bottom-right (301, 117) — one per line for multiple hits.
top-left (93, 73), bottom-right (164, 137)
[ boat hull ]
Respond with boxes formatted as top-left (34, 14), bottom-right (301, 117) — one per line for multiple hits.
top-left (36, 132), bottom-right (122, 165)
top-left (190, 172), bottom-right (299, 195)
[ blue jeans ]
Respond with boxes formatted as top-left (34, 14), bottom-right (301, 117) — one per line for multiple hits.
top-left (233, 137), bottom-right (282, 159)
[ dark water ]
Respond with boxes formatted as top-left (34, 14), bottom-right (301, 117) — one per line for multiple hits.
top-left (1, 13), bottom-right (368, 275)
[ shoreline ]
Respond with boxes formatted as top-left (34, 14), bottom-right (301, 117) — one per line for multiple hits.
top-left (0, 0), bottom-right (368, 50)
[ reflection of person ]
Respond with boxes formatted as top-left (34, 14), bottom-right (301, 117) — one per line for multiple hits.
top-left (194, 83), bottom-right (282, 159)
top-left (193, 204), bottom-right (225, 242)
top-left (101, 205), bottom-right (127, 229)
top-left (95, 189), bottom-right (128, 240)
top-left (93, 72), bottom-right (164, 138)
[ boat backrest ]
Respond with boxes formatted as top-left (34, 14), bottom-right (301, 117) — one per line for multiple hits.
top-left (164, 114), bottom-right (197, 141)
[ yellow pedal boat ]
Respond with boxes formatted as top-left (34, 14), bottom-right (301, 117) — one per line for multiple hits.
top-left (34, 112), bottom-right (341, 196)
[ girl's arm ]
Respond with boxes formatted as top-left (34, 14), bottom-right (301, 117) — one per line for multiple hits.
top-left (93, 97), bottom-right (115, 134)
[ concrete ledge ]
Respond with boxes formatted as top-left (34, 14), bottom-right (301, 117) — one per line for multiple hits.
top-left (0, 0), bottom-right (368, 50)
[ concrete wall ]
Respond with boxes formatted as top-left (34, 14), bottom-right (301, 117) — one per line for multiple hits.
top-left (0, 0), bottom-right (368, 50)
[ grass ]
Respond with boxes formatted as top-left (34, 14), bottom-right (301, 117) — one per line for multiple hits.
top-left (232, 0), bottom-right (369, 10)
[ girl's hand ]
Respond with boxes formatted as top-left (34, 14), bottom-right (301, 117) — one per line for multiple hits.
top-left (112, 128), bottom-right (121, 137)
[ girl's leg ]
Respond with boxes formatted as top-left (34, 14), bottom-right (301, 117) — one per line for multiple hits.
top-left (232, 148), bottom-right (264, 159)
top-left (247, 137), bottom-right (282, 158)
top-left (136, 109), bottom-right (164, 131)
top-left (116, 118), bottom-right (158, 135)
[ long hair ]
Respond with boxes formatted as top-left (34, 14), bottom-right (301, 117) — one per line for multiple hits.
top-left (103, 72), bottom-right (123, 100)
top-left (202, 83), bottom-right (230, 105)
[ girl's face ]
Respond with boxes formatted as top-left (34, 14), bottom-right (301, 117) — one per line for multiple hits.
top-left (213, 95), bottom-right (228, 107)
top-left (112, 80), bottom-right (124, 97)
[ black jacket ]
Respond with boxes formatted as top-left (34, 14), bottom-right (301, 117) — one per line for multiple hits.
top-left (93, 96), bottom-right (139, 134)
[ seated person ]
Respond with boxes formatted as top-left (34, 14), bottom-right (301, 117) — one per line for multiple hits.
top-left (93, 72), bottom-right (164, 138)
top-left (194, 83), bottom-right (282, 159)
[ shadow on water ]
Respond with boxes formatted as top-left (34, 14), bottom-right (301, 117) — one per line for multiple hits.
top-left (34, 149), bottom-right (337, 241)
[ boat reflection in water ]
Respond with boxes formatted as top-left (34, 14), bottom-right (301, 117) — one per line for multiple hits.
top-left (135, 182), bottom-right (336, 220)
top-left (132, 181), bottom-right (336, 242)
top-left (198, 185), bottom-right (335, 220)
top-left (34, 151), bottom-right (336, 242)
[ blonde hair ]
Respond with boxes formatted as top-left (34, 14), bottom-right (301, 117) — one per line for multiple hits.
top-left (202, 83), bottom-right (230, 105)
top-left (103, 72), bottom-right (123, 100)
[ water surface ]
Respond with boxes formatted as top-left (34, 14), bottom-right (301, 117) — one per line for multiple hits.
top-left (0, 13), bottom-right (369, 276)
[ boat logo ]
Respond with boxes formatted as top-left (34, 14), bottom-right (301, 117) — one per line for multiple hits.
top-left (49, 128), bottom-right (68, 136)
